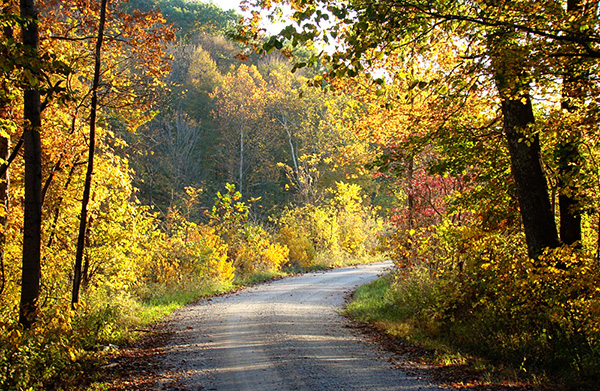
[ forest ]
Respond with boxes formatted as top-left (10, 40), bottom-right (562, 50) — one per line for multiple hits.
top-left (1, 0), bottom-right (600, 389)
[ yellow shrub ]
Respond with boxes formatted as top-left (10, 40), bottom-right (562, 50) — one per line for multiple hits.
top-left (228, 225), bottom-right (289, 277)
top-left (259, 241), bottom-right (290, 272)
top-left (279, 226), bottom-right (316, 268)
top-left (192, 225), bottom-right (235, 285)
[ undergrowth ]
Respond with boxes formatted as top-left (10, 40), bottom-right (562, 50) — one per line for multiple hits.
top-left (2, 181), bottom-right (386, 390)
top-left (346, 247), bottom-right (600, 390)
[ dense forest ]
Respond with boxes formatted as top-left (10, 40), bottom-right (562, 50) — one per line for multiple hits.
top-left (1, 0), bottom-right (600, 389)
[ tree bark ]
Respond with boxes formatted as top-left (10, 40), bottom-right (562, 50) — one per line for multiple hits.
top-left (19, 0), bottom-right (43, 328)
top-left (557, 137), bottom-right (581, 245)
top-left (556, 0), bottom-right (586, 246)
top-left (72, 0), bottom-right (107, 307)
top-left (0, 133), bottom-right (10, 297)
top-left (498, 95), bottom-right (559, 258)
top-left (490, 33), bottom-right (559, 258)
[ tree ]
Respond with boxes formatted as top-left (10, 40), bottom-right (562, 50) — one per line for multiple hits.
top-left (211, 64), bottom-right (271, 194)
top-left (72, 0), bottom-right (107, 308)
top-left (554, 0), bottom-right (593, 245)
top-left (37, 0), bottom-right (174, 305)
top-left (19, 0), bottom-right (42, 328)
top-left (244, 0), bottom-right (600, 257)
top-left (488, 29), bottom-right (560, 257)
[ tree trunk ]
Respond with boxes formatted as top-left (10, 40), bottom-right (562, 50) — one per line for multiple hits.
top-left (72, 0), bottom-right (107, 308)
top-left (557, 0), bottom-right (586, 246)
top-left (498, 95), bottom-right (558, 258)
top-left (490, 33), bottom-right (559, 258)
top-left (0, 134), bottom-right (10, 297)
top-left (557, 138), bottom-right (581, 245)
top-left (19, 0), bottom-right (43, 329)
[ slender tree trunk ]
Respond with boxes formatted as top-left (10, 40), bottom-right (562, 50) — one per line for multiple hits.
top-left (0, 135), bottom-right (10, 297)
top-left (557, 0), bottom-right (586, 246)
top-left (490, 34), bottom-right (559, 258)
top-left (72, 0), bottom-right (107, 308)
top-left (278, 114), bottom-right (299, 175)
top-left (0, 137), bottom-right (23, 179)
top-left (239, 122), bottom-right (244, 193)
top-left (47, 159), bottom-right (81, 248)
top-left (19, 0), bottom-right (43, 328)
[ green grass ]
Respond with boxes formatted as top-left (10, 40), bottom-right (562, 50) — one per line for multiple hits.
top-left (233, 269), bottom-right (289, 286)
top-left (345, 272), bottom-right (578, 389)
top-left (136, 281), bottom-right (233, 323)
top-left (346, 275), bottom-right (396, 322)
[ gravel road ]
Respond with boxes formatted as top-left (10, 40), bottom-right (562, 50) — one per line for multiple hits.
top-left (156, 261), bottom-right (451, 390)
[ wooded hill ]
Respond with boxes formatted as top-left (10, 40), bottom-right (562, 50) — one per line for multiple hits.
top-left (2, 0), bottom-right (600, 389)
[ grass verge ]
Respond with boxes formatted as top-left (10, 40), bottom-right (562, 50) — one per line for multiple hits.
top-left (345, 274), bottom-right (559, 390)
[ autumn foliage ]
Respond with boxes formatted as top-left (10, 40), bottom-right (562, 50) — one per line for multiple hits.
top-left (6, 0), bottom-right (600, 388)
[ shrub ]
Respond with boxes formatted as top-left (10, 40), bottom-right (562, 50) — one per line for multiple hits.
top-left (384, 225), bottom-right (600, 385)
top-left (276, 181), bottom-right (385, 269)
top-left (0, 302), bottom-right (102, 390)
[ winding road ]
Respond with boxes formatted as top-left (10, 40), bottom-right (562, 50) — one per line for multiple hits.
top-left (156, 261), bottom-right (450, 390)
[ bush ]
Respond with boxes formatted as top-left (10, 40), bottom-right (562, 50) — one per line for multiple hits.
top-left (0, 302), bottom-right (106, 390)
top-left (381, 224), bottom-right (600, 386)
top-left (276, 181), bottom-right (385, 269)
top-left (228, 225), bottom-right (289, 275)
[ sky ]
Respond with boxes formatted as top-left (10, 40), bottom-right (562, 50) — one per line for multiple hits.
top-left (209, 0), bottom-right (289, 35)
top-left (209, 0), bottom-right (243, 12)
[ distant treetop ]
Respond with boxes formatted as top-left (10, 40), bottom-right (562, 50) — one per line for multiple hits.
top-left (123, 0), bottom-right (240, 38)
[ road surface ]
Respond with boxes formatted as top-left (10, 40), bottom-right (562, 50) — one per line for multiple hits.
top-left (156, 261), bottom-right (450, 390)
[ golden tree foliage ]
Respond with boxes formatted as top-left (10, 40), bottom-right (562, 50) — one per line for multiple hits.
top-left (0, 2), bottom-right (240, 389)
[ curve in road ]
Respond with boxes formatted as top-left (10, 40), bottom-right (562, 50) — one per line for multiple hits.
top-left (157, 261), bottom-right (450, 390)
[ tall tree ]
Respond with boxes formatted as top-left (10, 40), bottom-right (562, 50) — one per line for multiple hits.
top-left (489, 30), bottom-right (559, 257)
top-left (555, 0), bottom-right (596, 245)
top-left (72, 0), bottom-right (108, 308)
top-left (19, 0), bottom-right (42, 328)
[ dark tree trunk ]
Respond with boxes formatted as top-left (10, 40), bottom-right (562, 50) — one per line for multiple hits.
top-left (499, 95), bottom-right (559, 258)
top-left (0, 133), bottom-right (10, 297)
top-left (557, 138), bottom-right (581, 245)
top-left (489, 31), bottom-right (560, 258)
top-left (72, 0), bottom-right (107, 307)
top-left (557, 0), bottom-right (586, 246)
top-left (19, 0), bottom-right (43, 329)
top-left (47, 158), bottom-right (82, 248)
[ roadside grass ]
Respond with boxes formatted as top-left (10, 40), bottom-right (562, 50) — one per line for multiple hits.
top-left (134, 280), bottom-right (234, 327)
top-left (234, 269), bottom-right (289, 286)
top-left (345, 271), bottom-right (595, 390)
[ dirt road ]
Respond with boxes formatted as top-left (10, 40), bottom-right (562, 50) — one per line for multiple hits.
top-left (156, 261), bottom-right (449, 390)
